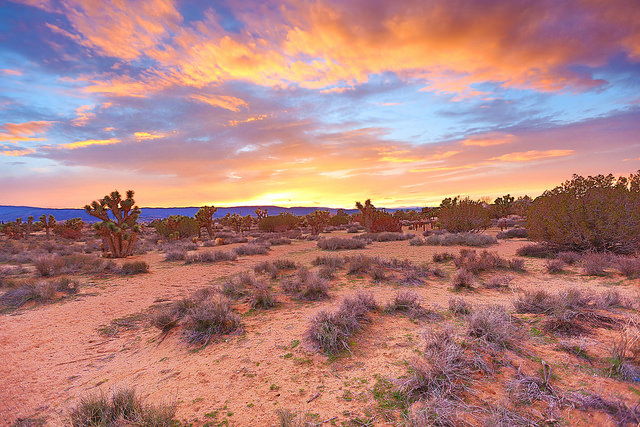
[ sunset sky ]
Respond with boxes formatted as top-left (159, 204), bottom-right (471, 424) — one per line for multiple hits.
top-left (1, 0), bottom-right (639, 208)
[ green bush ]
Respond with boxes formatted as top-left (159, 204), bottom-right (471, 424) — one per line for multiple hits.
top-left (258, 213), bottom-right (299, 232)
top-left (153, 215), bottom-right (200, 239)
top-left (438, 197), bottom-right (490, 233)
top-left (527, 172), bottom-right (640, 254)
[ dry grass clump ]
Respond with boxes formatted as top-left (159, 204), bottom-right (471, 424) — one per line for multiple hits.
top-left (250, 281), bottom-right (276, 309)
top-left (276, 408), bottom-right (315, 427)
top-left (496, 227), bottom-right (528, 239)
top-left (120, 260), bottom-right (149, 275)
top-left (164, 249), bottom-right (187, 261)
top-left (508, 258), bottom-right (526, 271)
top-left (557, 251), bottom-right (581, 265)
top-left (545, 259), bottom-right (566, 273)
top-left (68, 387), bottom-right (175, 426)
top-left (0, 277), bottom-right (79, 308)
top-left (581, 252), bottom-right (612, 276)
top-left (484, 274), bottom-right (514, 289)
top-left (182, 295), bottom-right (242, 344)
top-left (506, 366), bottom-right (556, 405)
top-left (615, 256), bottom-right (640, 278)
top-left (467, 305), bottom-right (518, 348)
top-left (448, 297), bottom-right (472, 316)
top-left (150, 288), bottom-right (241, 344)
top-left (425, 232), bottom-right (497, 247)
top-left (345, 254), bottom-right (379, 275)
top-left (516, 243), bottom-right (557, 258)
top-left (305, 292), bottom-right (377, 355)
top-left (221, 271), bottom-right (255, 299)
top-left (317, 237), bottom-right (367, 250)
top-left (407, 397), bottom-right (457, 427)
top-left (385, 290), bottom-right (440, 320)
top-left (432, 252), bottom-right (455, 263)
top-left (233, 242), bottom-right (270, 256)
top-left (33, 253), bottom-right (104, 276)
top-left (184, 250), bottom-right (237, 264)
top-left (484, 405), bottom-right (537, 427)
top-left (0, 265), bottom-right (28, 287)
top-left (565, 392), bottom-right (640, 426)
top-left (355, 232), bottom-right (413, 242)
top-left (453, 249), bottom-right (506, 273)
top-left (254, 258), bottom-right (298, 278)
top-left (311, 255), bottom-right (345, 269)
top-left (451, 269), bottom-right (474, 290)
top-left (282, 267), bottom-right (330, 301)
top-left (409, 236), bottom-right (426, 246)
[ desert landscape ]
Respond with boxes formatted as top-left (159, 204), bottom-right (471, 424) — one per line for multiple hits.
top-left (2, 0), bottom-right (640, 425)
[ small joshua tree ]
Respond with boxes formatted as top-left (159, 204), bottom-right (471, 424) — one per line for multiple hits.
top-left (195, 205), bottom-right (218, 239)
top-left (255, 208), bottom-right (268, 221)
top-left (39, 214), bottom-right (56, 239)
top-left (85, 190), bottom-right (141, 258)
top-left (355, 199), bottom-right (376, 232)
top-left (26, 216), bottom-right (33, 238)
top-left (306, 210), bottom-right (330, 235)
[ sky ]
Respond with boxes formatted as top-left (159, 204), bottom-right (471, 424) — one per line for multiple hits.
top-left (1, 0), bottom-right (639, 208)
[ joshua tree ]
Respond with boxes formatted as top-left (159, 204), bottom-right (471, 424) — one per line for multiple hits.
top-left (25, 216), bottom-right (33, 238)
top-left (306, 210), bottom-right (330, 235)
top-left (355, 199), bottom-right (376, 232)
top-left (85, 190), bottom-right (141, 258)
top-left (255, 208), bottom-right (268, 221)
top-left (195, 205), bottom-right (217, 239)
top-left (39, 214), bottom-right (56, 239)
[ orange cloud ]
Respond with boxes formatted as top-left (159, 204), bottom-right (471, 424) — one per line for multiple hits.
top-left (0, 121), bottom-right (53, 142)
top-left (462, 133), bottom-right (515, 147)
top-left (134, 131), bottom-right (168, 141)
top-left (490, 149), bottom-right (574, 162)
top-left (1, 148), bottom-right (35, 156)
top-left (226, 115), bottom-right (267, 127)
top-left (71, 105), bottom-right (95, 126)
top-left (190, 94), bottom-right (248, 112)
top-left (60, 138), bottom-right (121, 149)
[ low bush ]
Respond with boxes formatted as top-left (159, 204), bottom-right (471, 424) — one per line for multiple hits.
top-left (425, 232), bottom-right (496, 247)
top-left (250, 282), bottom-right (276, 309)
top-left (581, 252), bottom-right (611, 276)
top-left (311, 255), bottom-right (345, 269)
top-left (454, 249), bottom-right (509, 274)
top-left (345, 254), bottom-right (378, 275)
top-left (385, 290), bottom-right (437, 319)
top-left (484, 274), bottom-right (513, 289)
top-left (496, 227), bottom-right (528, 239)
top-left (409, 236), bottom-right (426, 246)
top-left (164, 249), bottom-right (187, 261)
top-left (516, 244), bottom-right (557, 258)
top-left (221, 272), bottom-right (255, 299)
top-left (185, 250), bottom-right (237, 264)
top-left (448, 297), bottom-right (471, 316)
top-left (615, 256), bottom-right (640, 278)
top-left (283, 268), bottom-right (330, 301)
top-left (305, 292), bottom-right (376, 355)
top-left (34, 254), bottom-right (105, 277)
top-left (451, 269), bottom-right (474, 290)
top-left (317, 237), bottom-right (367, 250)
top-left (545, 259), bottom-right (566, 273)
top-left (233, 242), bottom-right (270, 256)
top-left (432, 252), bottom-right (455, 263)
top-left (0, 277), bottom-right (79, 308)
top-left (120, 261), bottom-right (149, 275)
top-left (557, 251), bottom-right (581, 265)
top-left (467, 305), bottom-right (517, 348)
top-left (355, 232), bottom-right (412, 242)
top-left (182, 295), bottom-right (242, 344)
top-left (69, 388), bottom-right (175, 426)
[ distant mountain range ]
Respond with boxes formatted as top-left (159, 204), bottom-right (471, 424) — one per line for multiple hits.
top-left (0, 205), bottom-right (421, 223)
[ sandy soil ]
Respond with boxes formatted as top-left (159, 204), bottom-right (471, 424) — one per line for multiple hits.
top-left (1, 229), bottom-right (639, 426)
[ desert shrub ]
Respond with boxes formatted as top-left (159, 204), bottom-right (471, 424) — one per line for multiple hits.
top-left (68, 387), bottom-right (175, 426)
top-left (182, 295), bottom-right (242, 344)
top-left (448, 297), bottom-right (471, 316)
top-left (153, 215), bottom-right (200, 239)
top-left (54, 218), bottom-right (86, 240)
top-left (305, 292), bottom-right (376, 355)
top-left (164, 249), bottom-right (187, 261)
top-left (545, 259), bottom-right (566, 273)
top-left (451, 269), bottom-right (474, 290)
top-left (317, 237), bottom-right (366, 250)
top-left (467, 305), bottom-right (517, 348)
top-left (184, 250), bottom-right (237, 264)
top-left (438, 196), bottom-right (491, 233)
top-left (347, 226), bottom-right (359, 233)
top-left (425, 232), bottom-right (496, 247)
top-left (454, 249), bottom-right (508, 273)
top-left (33, 254), bottom-right (105, 276)
top-left (371, 215), bottom-right (403, 232)
top-left (369, 264), bottom-right (388, 282)
top-left (276, 408), bottom-right (315, 427)
top-left (407, 397), bottom-right (458, 427)
top-left (221, 272), bottom-right (255, 299)
top-left (0, 277), bottom-right (79, 308)
top-left (409, 236), bottom-right (426, 246)
top-left (508, 258), bottom-right (526, 271)
top-left (484, 405), bottom-right (536, 427)
top-left (297, 270), bottom-right (330, 301)
top-left (506, 369), bottom-right (556, 405)
top-left (254, 259), bottom-right (298, 278)
top-left (615, 256), bottom-right (640, 278)
top-left (318, 265), bottom-right (337, 279)
top-left (258, 214), bottom-right (299, 232)
top-left (557, 251), bottom-right (581, 265)
top-left (484, 274), bottom-right (513, 289)
top-left (385, 290), bottom-right (438, 319)
top-left (496, 227), bottom-right (528, 239)
top-left (345, 254), bottom-right (378, 274)
top-left (527, 172), bottom-right (640, 254)
top-left (311, 255), bottom-right (345, 269)
top-left (581, 252), bottom-right (611, 276)
top-left (250, 282), bottom-right (276, 309)
top-left (516, 243), bottom-right (556, 258)
top-left (398, 270), bottom-right (426, 286)
top-left (120, 261), bottom-right (149, 275)
top-left (566, 391), bottom-right (640, 426)
top-left (433, 252), bottom-right (455, 263)
top-left (355, 232), bottom-right (412, 242)
top-left (233, 242), bottom-right (270, 256)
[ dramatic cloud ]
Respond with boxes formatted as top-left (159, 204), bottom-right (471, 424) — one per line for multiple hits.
top-left (1, 0), bottom-right (639, 207)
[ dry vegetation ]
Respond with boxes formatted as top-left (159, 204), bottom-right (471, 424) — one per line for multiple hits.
top-left (3, 175), bottom-right (640, 425)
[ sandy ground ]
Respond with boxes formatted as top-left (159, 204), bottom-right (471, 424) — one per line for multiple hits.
top-left (1, 229), bottom-right (639, 426)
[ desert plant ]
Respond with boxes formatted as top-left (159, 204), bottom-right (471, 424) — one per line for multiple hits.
top-left (317, 237), bottom-right (366, 250)
top-left (258, 213), bottom-right (299, 232)
top-left (1, 277), bottom-right (78, 308)
top-left (120, 261), bottom-right (149, 275)
top-left (85, 190), bottom-right (141, 258)
top-left (433, 252), bottom-right (455, 263)
top-left (182, 295), bottom-right (242, 344)
top-left (355, 199), bottom-right (376, 232)
top-left (581, 252), bottom-right (611, 276)
top-left (425, 232), bottom-right (496, 247)
top-left (615, 256), bottom-right (640, 278)
top-left (467, 305), bottom-right (517, 348)
top-left (496, 227), bottom-right (528, 239)
top-left (233, 242), bottom-right (270, 256)
top-left (184, 250), bottom-right (237, 264)
top-left (68, 387), bottom-right (175, 426)
top-left (194, 205), bottom-right (217, 239)
top-left (409, 236), bottom-right (426, 246)
top-left (164, 249), bottom-right (187, 261)
top-left (484, 274), bottom-right (514, 289)
top-left (250, 282), bottom-right (276, 309)
top-left (305, 210), bottom-right (330, 235)
top-left (545, 259), bottom-right (566, 273)
top-left (451, 269), bottom-right (474, 290)
top-left (438, 196), bottom-right (490, 233)
top-left (516, 243), bottom-right (556, 258)
top-left (448, 297), bottom-right (471, 316)
top-left (527, 172), bottom-right (640, 254)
